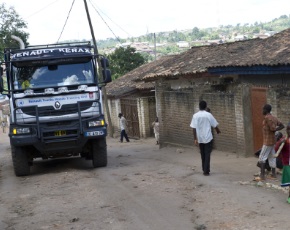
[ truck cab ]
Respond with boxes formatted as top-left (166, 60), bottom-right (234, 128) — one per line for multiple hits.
top-left (1, 42), bottom-right (111, 176)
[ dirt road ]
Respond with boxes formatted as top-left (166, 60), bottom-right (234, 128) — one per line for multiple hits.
top-left (0, 131), bottom-right (290, 230)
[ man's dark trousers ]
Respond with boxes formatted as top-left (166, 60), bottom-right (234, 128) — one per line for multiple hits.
top-left (120, 130), bottom-right (129, 142)
top-left (199, 141), bottom-right (213, 174)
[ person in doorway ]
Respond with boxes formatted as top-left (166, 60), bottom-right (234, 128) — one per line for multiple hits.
top-left (152, 117), bottom-right (160, 145)
top-left (118, 113), bottom-right (130, 143)
top-left (190, 100), bottom-right (221, 176)
top-left (274, 122), bottom-right (290, 203)
top-left (1, 121), bottom-right (6, 133)
top-left (254, 104), bottom-right (284, 181)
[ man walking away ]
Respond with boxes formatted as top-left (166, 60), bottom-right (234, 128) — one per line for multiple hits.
top-left (118, 113), bottom-right (130, 143)
top-left (190, 101), bottom-right (221, 176)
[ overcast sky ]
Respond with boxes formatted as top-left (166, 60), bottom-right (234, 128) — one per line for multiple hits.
top-left (2, 0), bottom-right (290, 45)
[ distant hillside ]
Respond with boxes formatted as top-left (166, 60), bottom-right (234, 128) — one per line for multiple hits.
top-left (97, 14), bottom-right (290, 60)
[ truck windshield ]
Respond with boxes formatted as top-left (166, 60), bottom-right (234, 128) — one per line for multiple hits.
top-left (13, 61), bottom-right (95, 89)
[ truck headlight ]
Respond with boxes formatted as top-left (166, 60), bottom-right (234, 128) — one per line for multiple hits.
top-left (88, 120), bottom-right (104, 127)
top-left (13, 127), bottom-right (31, 135)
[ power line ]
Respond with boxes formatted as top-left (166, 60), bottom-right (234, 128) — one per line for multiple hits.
top-left (92, 3), bottom-right (132, 37)
top-left (24, 0), bottom-right (61, 19)
top-left (56, 0), bottom-right (76, 43)
top-left (88, 0), bottom-right (132, 42)
top-left (88, 0), bottom-right (121, 42)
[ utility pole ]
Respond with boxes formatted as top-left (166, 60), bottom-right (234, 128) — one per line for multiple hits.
top-left (154, 33), bottom-right (157, 61)
top-left (83, 0), bottom-right (114, 137)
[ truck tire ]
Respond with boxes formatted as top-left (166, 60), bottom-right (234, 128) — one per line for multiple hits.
top-left (92, 138), bottom-right (107, 168)
top-left (11, 145), bottom-right (30, 176)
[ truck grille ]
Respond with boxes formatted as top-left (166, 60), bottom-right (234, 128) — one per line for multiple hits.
top-left (21, 102), bottom-right (93, 116)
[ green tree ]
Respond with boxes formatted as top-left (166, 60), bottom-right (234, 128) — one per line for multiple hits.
top-left (252, 27), bottom-right (260, 33)
top-left (107, 46), bottom-right (147, 80)
top-left (0, 3), bottom-right (29, 56)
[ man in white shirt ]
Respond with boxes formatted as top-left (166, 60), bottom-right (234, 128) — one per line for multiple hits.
top-left (190, 101), bottom-right (221, 176)
top-left (118, 113), bottom-right (130, 143)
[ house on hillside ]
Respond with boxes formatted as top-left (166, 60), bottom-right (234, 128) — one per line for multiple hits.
top-left (177, 41), bottom-right (189, 48)
top-left (234, 34), bottom-right (248, 41)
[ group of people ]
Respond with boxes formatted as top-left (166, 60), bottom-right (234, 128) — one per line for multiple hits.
top-left (190, 100), bottom-right (290, 203)
top-left (253, 104), bottom-right (290, 203)
top-left (118, 113), bottom-right (160, 145)
top-left (254, 104), bottom-right (284, 181)
top-left (118, 100), bottom-right (290, 203)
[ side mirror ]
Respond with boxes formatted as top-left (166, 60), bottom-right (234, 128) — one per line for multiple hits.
top-left (102, 69), bottom-right (112, 83)
top-left (0, 67), bottom-right (3, 93)
top-left (100, 58), bottom-right (109, 68)
top-left (0, 76), bottom-right (3, 93)
top-left (100, 57), bottom-right (112, 83)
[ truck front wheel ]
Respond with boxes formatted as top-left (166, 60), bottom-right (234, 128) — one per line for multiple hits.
top-left (92, 138), bottom-right (107, 168)
top-left (11, 146), bottom-right (30, 176)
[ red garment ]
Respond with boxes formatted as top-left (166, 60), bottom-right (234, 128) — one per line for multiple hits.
top-left (275, 137), bottom-right (290, 166)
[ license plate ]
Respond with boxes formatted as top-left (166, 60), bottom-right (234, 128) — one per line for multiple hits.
top-left (54, 130), bottom-right (66, 136)
top-left (85, 131), bottom-right (104, 136)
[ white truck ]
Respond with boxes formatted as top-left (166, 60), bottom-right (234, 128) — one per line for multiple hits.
top-left (0, 42), bottom-right (112, 176)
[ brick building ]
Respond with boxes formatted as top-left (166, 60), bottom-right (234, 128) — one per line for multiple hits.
top-left (106, 28), bottom-right (290, 157)
top-left (105, 57), bottom-right (176, 139)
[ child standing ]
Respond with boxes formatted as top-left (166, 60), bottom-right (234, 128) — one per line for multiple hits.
top-left (152, 117), bottom-right (160, 145)
top-left (118, 113), bottom-right (130, 143)
top-left (275, 122), bottom-right (290, 203)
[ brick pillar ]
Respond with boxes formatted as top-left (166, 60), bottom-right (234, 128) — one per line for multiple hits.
top-left (237, 84), bottom-right (253, 157)
top-left (155, 79), bottom-right (171, 148)
top-left (137, 97), bottom-right (151, 138)
top-left (268, 89), bottom-right (278, 117)
top-left (114, 99), bottom-right (121, 137)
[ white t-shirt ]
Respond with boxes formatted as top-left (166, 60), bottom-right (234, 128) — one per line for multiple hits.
top-left (190, 110), bottom-right (219, 144)
top-left (120, 117), bottom-right (127, 130)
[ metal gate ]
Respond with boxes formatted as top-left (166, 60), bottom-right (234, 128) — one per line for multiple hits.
top-left (251, 87), bottom-right (267, 152)
top-left (120, 98), bottom-right (140, 138)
